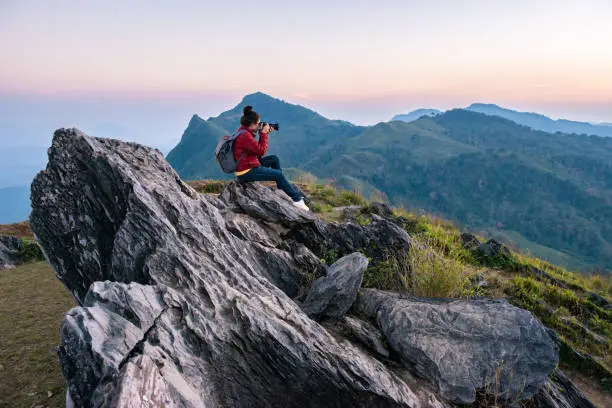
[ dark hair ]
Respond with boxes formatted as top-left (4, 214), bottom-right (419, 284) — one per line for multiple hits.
top-left (240, 105), bottom-right (260, 126)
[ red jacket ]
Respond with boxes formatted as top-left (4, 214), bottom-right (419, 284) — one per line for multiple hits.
top-left (233, 126), bottom-right (269, 172)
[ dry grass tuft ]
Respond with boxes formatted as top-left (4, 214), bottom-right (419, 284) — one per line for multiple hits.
top-left (0, 221), bottom-right (34, 239)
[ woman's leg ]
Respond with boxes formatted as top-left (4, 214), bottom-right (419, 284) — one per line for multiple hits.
top-left (238, 166), bottom-right (301, 201)
top-left (259, 155), bottom-right (281, 170)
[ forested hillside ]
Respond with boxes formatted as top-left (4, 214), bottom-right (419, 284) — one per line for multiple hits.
top-left (167, 93), bottom-right (612, 272)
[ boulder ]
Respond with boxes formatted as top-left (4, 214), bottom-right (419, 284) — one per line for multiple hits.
top-left (361, 202), bottom-right (394, 218)
top-left (460, 233), bottom-right (481, 250)
top-left (0, 235), bottom-right (21, 269)
top-left (288, 213), bottom-right (414, 264)
top-left (31, 129), bottom-right (450, 408)
top-left (355, 289), bottom-right (559, 404)
top-left (478, 239), bottom-right (511, 258)
top-left (301, 252), bottom-right (367, 319)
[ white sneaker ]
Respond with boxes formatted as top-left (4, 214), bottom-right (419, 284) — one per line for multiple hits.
top-left (293, 198), bottom-right (310, 211)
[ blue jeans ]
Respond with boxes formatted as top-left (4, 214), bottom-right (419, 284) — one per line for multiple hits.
top-left (237, 155), bottom-right (301, 201)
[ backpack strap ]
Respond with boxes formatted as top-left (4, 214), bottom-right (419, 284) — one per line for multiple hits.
top-left (232, 128), bottom-right (249, 139)
top-left (232, 129), bottom-right (249, 168)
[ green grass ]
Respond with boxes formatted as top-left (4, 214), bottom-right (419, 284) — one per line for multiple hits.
top-left (0, 262), bottom-right (74, 408)
top-left (362, 236), bottom-right (477, 298)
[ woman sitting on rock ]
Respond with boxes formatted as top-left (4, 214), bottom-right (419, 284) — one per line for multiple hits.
top-left (233, 105), bottom-right (309, 211)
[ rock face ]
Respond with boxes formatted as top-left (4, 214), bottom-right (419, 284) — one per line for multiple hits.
top-left (301, 252), bottom-right (367, 319)
top-left (355, 289), bottom-right (559, 404)
top-left (0, 235), bottom-right (21, 269)
top-left (31, 129), bottom-right (449, 408)
top-left (30, 128), bottom-right (572, 408)
top-left (341, 316), bottom-right (389, 358)
top-left (534, 369), bottom-right (596, 408)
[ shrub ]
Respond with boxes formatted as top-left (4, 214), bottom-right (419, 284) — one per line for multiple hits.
top-left (18, 239), bottom-right (44, 264)
top-left (511, 276), bottom-right (542, 297)
top-left (310, 202), bottom-right (333, 213)
top-left (338, 190), bottom-right (367, 206)
top-left (545, 285), bottom-right (582, 314)
top-left (400, 243), bottom-right (472, 298)
top-left (362, 237), bottom-right (474, 298)
top-left (362, 259), bottom-right (406, 291)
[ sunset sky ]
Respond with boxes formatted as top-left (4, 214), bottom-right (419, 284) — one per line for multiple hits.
top-left (1, 0), bottom-right (611, 146)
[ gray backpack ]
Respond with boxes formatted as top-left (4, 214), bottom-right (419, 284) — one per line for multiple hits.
top-left (215, 129), bottom-right (248, 173)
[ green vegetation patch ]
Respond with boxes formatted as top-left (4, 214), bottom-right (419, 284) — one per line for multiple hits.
top-left (18, 238), bottom-right (45, 264)
top-left (0, 262), bottom-right (74, 408)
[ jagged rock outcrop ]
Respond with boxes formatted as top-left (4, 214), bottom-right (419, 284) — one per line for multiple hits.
top-left (354, 289), bottom-right (559, 404)
top-left (30, 128), bottom-right (583, 408)
top-left (31, 129), bottom-right (449, 408)
top-left (0, 235), bottom-right (21, 269)
top-left (301, 252), bottom-right (367, 319)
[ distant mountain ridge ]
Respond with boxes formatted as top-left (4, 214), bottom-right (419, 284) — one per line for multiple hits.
top-left (391, 109), bottom-right (441, 122)
top-left (393, 103), bottom-right (612, 137)
top-left (167, 92), bottom-right (612, 272)
top-left (465, 103), bottom-right (612, 137)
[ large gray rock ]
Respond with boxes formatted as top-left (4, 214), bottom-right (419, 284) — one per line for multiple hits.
top-left (301, 252), bottom-right (367, 319)
top-left (31, 129), bottom-right (450, 408)
top-left (355, 289), bottom-right (559, 404)
top-left (288, 213), bottom-right (414, 264)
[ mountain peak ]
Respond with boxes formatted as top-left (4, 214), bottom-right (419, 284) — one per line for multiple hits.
top-left (467, 103), bottom-right (503, 110)
top-left (188, 113), bottom-right (205, 125)
top-left (391, 108), bottom-right (442, 123)
top-left (240, 91), bottom-right (280, 105)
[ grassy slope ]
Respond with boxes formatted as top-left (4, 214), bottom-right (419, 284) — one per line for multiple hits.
top-left (0, 262), bottom-right (73, 408)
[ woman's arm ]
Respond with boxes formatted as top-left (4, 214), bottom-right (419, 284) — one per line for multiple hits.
top-left (237, 131), bottom-right (268, 157)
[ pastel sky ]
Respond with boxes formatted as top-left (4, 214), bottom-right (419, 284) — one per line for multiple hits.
top-left (1, 0), bottom-right (611, 146)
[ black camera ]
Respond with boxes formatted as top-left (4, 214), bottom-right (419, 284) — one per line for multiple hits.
top-left (259, 122), bottom-right (280, 131)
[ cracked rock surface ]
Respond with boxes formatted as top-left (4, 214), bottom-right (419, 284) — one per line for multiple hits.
top-left (30, 129), bottom-right (586, 408)
top-left (0, 235), bottom-right (23, 269)
top-left (355, 289), bottom-right (559, 404)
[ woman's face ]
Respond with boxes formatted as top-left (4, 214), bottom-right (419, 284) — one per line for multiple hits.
top-left (248, 120), bottom-right (260, 132)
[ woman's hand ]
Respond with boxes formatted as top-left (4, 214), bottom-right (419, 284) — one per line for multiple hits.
top-left (260, 123), bottom-right (272, 134)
